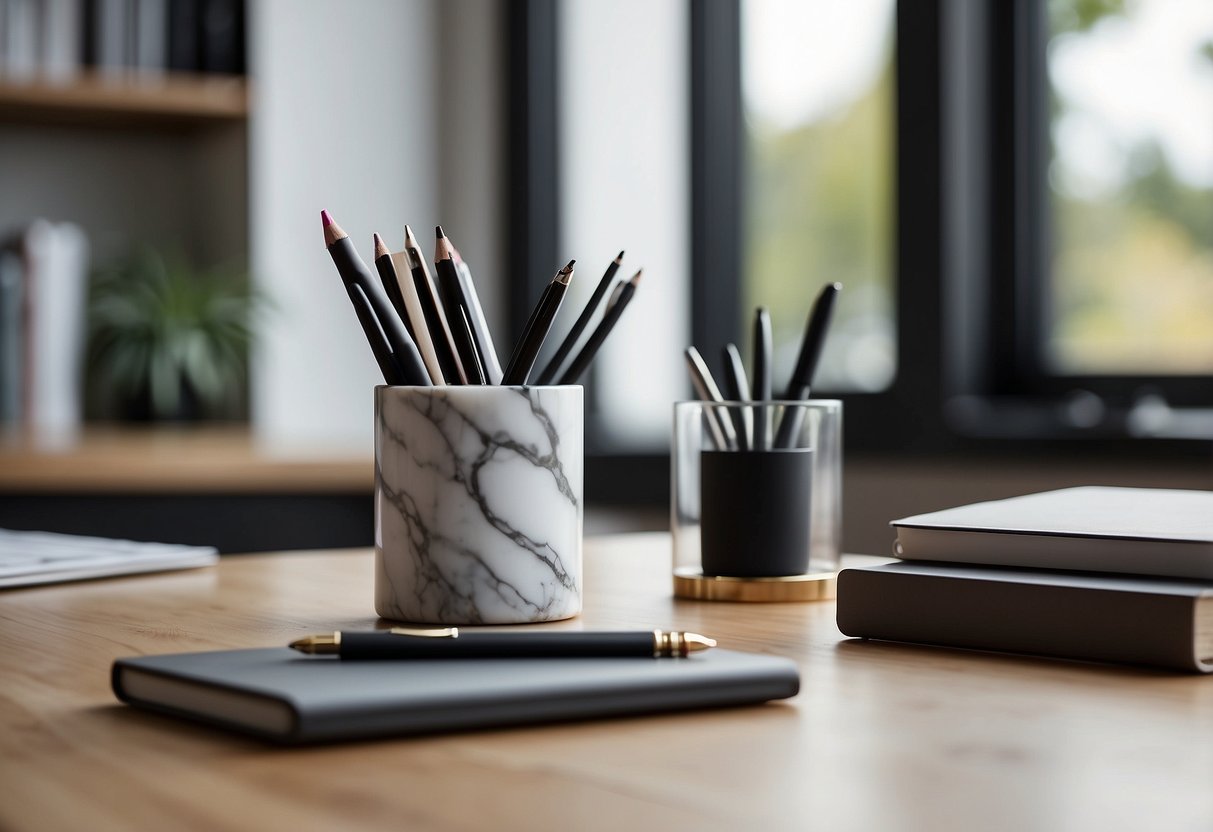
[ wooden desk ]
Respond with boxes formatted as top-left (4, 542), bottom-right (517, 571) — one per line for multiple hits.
top-left (2, 534), bottom-right (1211, 831)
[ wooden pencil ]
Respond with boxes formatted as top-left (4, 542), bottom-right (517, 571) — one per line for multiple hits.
top-left (372, 233), bottom-right (415, 342)
top-left (404, 224), bottom-right (467, 384)
top-left (322, 210), bottom-right (429, 386)
top-left (450, 245), bottom-right (503, 384)
top-left (377, 233), bottom-right (446, 384)
top-left (434, 226), bottom-right (487, 384)
top-left (501, 260), bottom-right (575, 386)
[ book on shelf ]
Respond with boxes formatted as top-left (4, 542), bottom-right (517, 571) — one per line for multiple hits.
top-left (0, 221), bottom-right (89, 437)
top-left (837, 561), bottom-right (1213, 673)
top-left (1, 0), bottom-right (245, 83)
top-left (112, 647), bottom-right (801, 744)
top-left (891, 487), bottom-right (1213, 580)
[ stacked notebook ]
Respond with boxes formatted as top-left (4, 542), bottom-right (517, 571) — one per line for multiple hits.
top-left (837, 487), bottom-right (1213, 672)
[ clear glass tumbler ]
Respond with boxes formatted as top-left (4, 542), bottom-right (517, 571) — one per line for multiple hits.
top-left (672, 400), bottom-right (842, 578)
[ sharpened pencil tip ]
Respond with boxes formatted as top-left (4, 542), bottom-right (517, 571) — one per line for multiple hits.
top-left (630, 269), bottom-right (643, 285)
top-left (320, 209), bottom-right (333, 228)
top-left (373, 232), bottom-right (389, 258)
top-left (435, 225), bottom-right (445, 239)
top-left (615, 250), bottom-right (625, 263)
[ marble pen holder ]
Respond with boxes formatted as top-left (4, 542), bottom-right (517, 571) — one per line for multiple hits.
top-left (374, 385), bottom-right (584, 624)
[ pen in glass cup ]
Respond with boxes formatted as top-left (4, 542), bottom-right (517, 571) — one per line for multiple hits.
top-left (290, 628), bottom-right (717, 659)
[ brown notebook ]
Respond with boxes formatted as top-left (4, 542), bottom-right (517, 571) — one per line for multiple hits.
top-left (837, 562), bottom-right (1213, 672)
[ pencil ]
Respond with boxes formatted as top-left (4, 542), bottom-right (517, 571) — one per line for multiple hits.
top-left (721, 343), bottom-right (753, 451)
top-left (404, 224), bottom-right (467, 384)
top-left (557, 268), bottom-right (641, 385)
top-left (345, 282), bottom-right (405, 385)
top-left (372, 233), bottom-right (415, 342)
top-left (434, 226), bottom-right (486, 384)
top-left (773, 282), bottom-right (841, 448)
top-left (379, 234), bottom-right (446, 384)
top-left (454, 304), bottom-right (487, 385)
top-left (322, 210), bottom-right (429, 386)
top-left (684, 346), bottom-right (737, 451)
top-left (752, 307), bottom-right (772, 449)
top-left (536, 250), bottom-right (624, 385)
top-left (501, 260), bottom-right (575, 385)
top-left (451, 245), bottom-right (504, 384)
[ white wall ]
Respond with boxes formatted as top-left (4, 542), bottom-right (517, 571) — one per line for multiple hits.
top-left (250, 0), bottom-right (507, 446)
top-left (249, 0), bottom-right (440, 444)
top-left (559, 0), bottom-right (690, 449)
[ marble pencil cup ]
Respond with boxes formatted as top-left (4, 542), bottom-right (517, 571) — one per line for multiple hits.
top-left (672, 400), bottom-right (842, 580)
top-left (374, 385), bottom-right (583, 625)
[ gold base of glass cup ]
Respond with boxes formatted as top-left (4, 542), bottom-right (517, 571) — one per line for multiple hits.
top-left (672, 567), bottom-right (837, 602)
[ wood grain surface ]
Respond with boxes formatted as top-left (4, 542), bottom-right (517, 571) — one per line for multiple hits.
top-left (1, 533), bottom-right (1211, 831)
top-left (0, 427), bottom-right (371, 494)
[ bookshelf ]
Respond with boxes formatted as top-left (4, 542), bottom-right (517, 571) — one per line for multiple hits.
top-left (0, 73), bottom-right (249, 128)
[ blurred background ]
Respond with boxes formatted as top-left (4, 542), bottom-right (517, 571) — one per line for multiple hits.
top-left (0, 0), bottom-right (1209, 555)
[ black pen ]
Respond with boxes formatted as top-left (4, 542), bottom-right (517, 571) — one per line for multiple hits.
top-left (537, 251), bottom-right (624, 384)
top-left (557, 269), bottom-right (642, 385)
top-left (752, 307), bottom-right (772, 449)
top-left (290, 628), bottom-right (716, 659)
top-left (502, 260), bottom-right (575, 385)
top-left (684, 346), bottom-right (738, 450)
top-left (774, 283), bottom-right (841, 448)
top-left (721, 343), bottom-right (753, 451)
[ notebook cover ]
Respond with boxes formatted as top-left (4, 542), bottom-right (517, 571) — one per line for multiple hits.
top-left (113, 647), bottom-right (801, 744)
top-left (837, 562), bottom-right (1213, 672)
top-left (890, 487), bottom-right (1213, 579)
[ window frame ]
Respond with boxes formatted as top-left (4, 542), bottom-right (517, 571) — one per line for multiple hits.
top-left (507, 0), bottom-right (1211, 506)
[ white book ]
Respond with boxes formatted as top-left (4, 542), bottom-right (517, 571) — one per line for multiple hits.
top-left (23, 220), bottom-right (89, 439)
top-left (4, 0), bottom-right (38, 79)
top-left (133, 0), bottom-right (166, 74)
top-left (39, 0), bottom-right (81, 81)
top-left (891, 487), bottom-right (1213, 580)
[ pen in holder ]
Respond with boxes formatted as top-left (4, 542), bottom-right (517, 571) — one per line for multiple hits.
top-left (375, 385), bottom-right (583, 624)
top-left (671, 400), bottom-right (842, 601)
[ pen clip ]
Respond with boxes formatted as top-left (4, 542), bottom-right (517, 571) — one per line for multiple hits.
top-left (388, 627), bottom-right (459, 639)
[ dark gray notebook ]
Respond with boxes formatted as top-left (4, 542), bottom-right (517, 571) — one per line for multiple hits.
top-left (837, 562), bottom-right (1213, 672)
top-left (112, 648), bottom-right (800, 744)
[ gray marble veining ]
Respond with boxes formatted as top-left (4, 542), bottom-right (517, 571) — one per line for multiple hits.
top-left (374, 385), bottom-right (583, 624)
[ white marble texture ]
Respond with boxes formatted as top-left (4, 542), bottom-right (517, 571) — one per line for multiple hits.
top-left (374, 386), bottom-right (583, 624)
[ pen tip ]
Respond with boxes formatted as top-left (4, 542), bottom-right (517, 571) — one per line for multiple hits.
top-left (435, 225), bottom-right (445, 239)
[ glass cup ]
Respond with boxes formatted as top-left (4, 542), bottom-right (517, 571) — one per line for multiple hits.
top-left (672, 400), bottom-right (842, 578)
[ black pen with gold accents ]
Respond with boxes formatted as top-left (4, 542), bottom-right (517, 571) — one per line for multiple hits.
top-left (290, 628), bottom-right (716, 659)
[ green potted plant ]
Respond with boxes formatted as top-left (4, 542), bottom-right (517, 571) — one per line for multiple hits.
top-left (87, 248), bottom-right (265, 422)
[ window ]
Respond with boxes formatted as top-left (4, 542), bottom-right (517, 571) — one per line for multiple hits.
top-left (1045, 0), bottom-right (1213, 377)
top-left (741, 0), bottom-right (897, 393)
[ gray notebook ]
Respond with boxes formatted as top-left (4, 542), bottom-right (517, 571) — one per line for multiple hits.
top-left (112, 647), bottom-right (800, 743)
top-left (838, 562), bottom-right (1213, 672)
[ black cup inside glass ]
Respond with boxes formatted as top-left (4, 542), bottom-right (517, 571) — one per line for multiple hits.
top-left (699, 448), bottom-right (814, 577)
